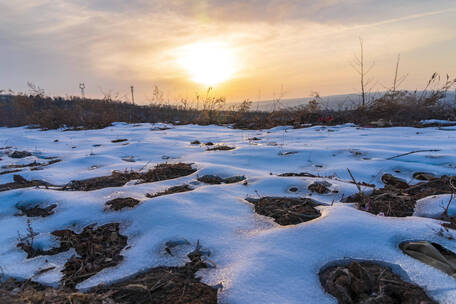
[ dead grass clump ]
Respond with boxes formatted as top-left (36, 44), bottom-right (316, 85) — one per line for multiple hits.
top-left (0, 175), bottom-right (51, 192)
top-left (146, 184), bottom-right (193, 198)
top-left (54, 223), bottom-right (128, 289)
top-left (308, 181), bottom-right (331, 194)
top-left (111, 138), bottom-right (128, 143)
top-left (346, 173), bottom-right (456, 217)
top-left (279, 172), bottom-right (317, 177)
top-left (245, 197), bottom-right (321, 226)
top-left (320, 261), bottom-right (436, 304)
top-left (206, 145), bottom-right (235, 151)
top-left (8, 151), bottom-right (32, 158)
top-left (2, 159), bottom-right (61, 171)
top-left (4, 240), bottom-right (218, 304)
top-left (198, 175), bottom-right (245, 185)
top-left (16, 203), bottom-right (57, 217)
top-left (63, 163), bottom-right (196, 191)
top-left (105, 197), bottom-right (141, 211)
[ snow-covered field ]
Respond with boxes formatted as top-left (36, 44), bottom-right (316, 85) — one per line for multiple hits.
top-left (0, 123), bottom-right (455, 303)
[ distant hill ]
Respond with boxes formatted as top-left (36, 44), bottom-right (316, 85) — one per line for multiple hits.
top-left (248, 91), bottom-right (456, 112)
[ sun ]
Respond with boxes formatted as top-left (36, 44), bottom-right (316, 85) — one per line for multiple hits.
top-left (178, 42), bottom-right (238, 86)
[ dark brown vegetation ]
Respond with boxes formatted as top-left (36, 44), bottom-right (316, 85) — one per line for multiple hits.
top-left (320, 261), bottom-right (436, 304)
top-left (16, 202), bottom-right (57, 217)
top-left (146, 184), bottom-right (193, 198)
top-left (197, 175), bottom-right (246, 185)
top-left (2, 241), bottom-right (218, 304)
top-left (245, 197), bottom-right (321, 225)
top-left (346, 173), bottom-right (456, 218)
top-left (0, 174), bottom-right (51, 192)
top-left (1, 74), bottom-right (455, 130)
top-left (105, 197), bottom-right (141, 211)
top-left (63, 163), bottom-right (196, 191)
top-left (206, 145), bottom-right (235, 151)
top-left (308, 181), bottom-right (332, 194)
top-left (17, 223), bottom-right (128, 289)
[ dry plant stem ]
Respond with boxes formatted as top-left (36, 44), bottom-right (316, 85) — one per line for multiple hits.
top-left (386, 149), bottom-right (440, 160)
top-left (347, 168), bottom-right (365, 205)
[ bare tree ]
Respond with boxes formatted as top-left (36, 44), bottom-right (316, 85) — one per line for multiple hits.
top-left (351, 38), bottom-right (374, 107)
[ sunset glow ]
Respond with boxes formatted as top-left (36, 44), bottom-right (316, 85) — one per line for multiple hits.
top-left (178, 42), bottom-right (239, 86)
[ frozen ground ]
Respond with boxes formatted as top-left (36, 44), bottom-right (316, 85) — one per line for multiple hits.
top-left (0, 123), bottom-right (455, 303)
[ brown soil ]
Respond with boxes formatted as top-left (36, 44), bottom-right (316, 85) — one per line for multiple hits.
top-left (346, 174), bottom-right (456, 217)
top-left (245, 197), bottom-right (321, 225)
top-left (206, 145), bottom-right (235, 151)
top-left (16, 203), bottom-right (57, 217)
top-left (2, 243), bottom-right (217, 304)
top-left (191, 140), bottom-right (201, 144)
top-left (308, 181), bottom-right (331, 194)
top-left (63, 163), bottom-right (196, 191)
top-left (105, 197), bottom-right (141, 211)
top-left (320, 261), bottom-right (436, 304)
top-left (197, 175), bottom-right (246, 185)
top-left (9, 150), bottom-right (32, 158)
top-left (111, 138), bottom-right (128, 143)
top-left (146, 184), bottom-right (193, 198)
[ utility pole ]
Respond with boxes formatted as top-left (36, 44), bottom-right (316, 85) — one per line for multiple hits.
top-left (79, 83), bottom-right (85, 99)
top-left (130, 86), bottom-right (135, 104)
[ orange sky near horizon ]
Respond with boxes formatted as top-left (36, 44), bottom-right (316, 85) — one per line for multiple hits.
top-left (0, 1), bottom-right (455, 103)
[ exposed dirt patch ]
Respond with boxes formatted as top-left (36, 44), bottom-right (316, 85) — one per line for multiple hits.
top-left (245, 197), bottom-right (321, 226)
top-left (206, 145), bottom-right (235, 151)
top-left (146, 184), bottom-right (193, 198)
top-left (320, 261), bottom-right (436, 304)
top-left (197, 175), bottom-right (246, 185)
top-left (16, 203), bottom-right (57, 217)
top-left (111, 138), bottom-right (128, 143)
top-left (0, 175), bottom-right (52, 192)
top-left (248, 137), bottom-right (261, 141)
top-left (346, 174), bottom-right (456, 217)
top-left (105, 197), bottom-right (141, 211)
top-left (3, 242), bottom-right (218, 304)
top-left (308, 181), bottom-right (331, 194)
top-left (63, 163), bottom-right (196, 191)
top-left (191, 140), bottom-right (201, 145)
top-left (8, 150), bottom-right (32, 158)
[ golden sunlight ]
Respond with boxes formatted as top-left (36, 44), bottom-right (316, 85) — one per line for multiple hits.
top-left (178, 42), bottom-right (238, 86)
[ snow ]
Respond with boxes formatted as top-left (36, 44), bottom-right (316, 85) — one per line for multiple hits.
top-left (414, 194), bottom-right (456, 219)
top-left (421, 119), bottom-right (456, 125)
top-left (0, 123), bottom-right (456, 303)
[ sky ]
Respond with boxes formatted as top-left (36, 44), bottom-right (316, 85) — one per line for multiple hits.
top-left (0, 0), bottom-right (455, 104)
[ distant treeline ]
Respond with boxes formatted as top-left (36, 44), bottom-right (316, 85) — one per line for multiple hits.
top-left (0, 87), bottom-right (455, 130)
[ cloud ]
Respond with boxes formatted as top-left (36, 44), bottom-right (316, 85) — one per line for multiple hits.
top-left (0, 0), bottom-right (455, 100)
